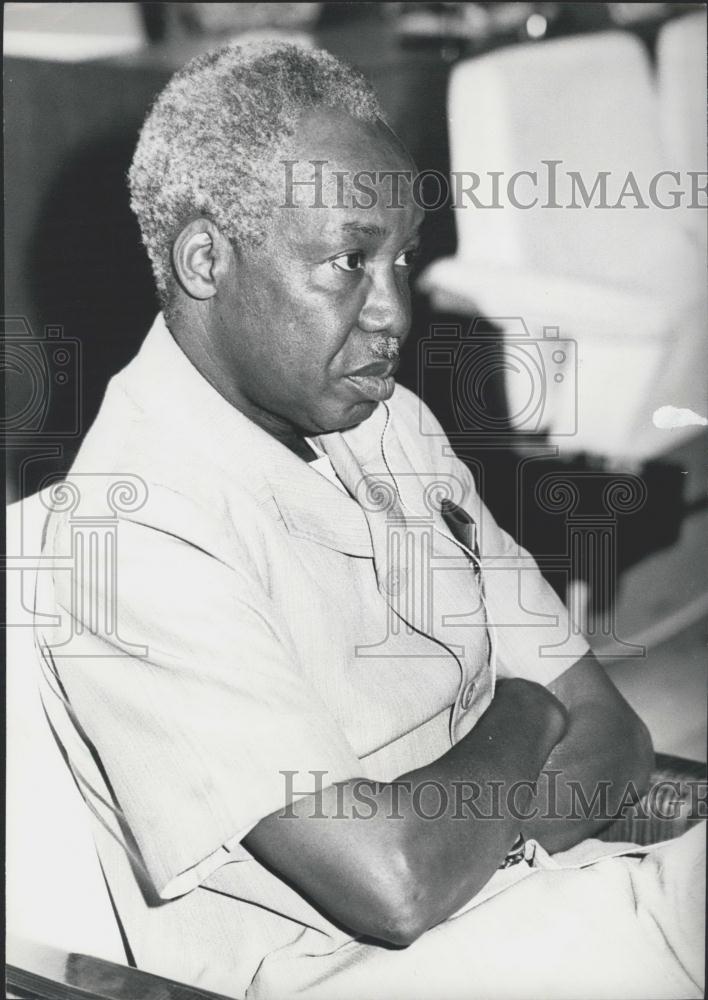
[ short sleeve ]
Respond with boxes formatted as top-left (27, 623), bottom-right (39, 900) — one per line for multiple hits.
top-left (479, 518), bottom-right (590, 684)
top-left (47, 512), bottom-right (363, 901)
top-left (410, 394), bottom-right (590, 685)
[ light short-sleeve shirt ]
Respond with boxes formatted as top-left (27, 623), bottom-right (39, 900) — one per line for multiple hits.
top-left (36, 314), bottom-right (589, 997)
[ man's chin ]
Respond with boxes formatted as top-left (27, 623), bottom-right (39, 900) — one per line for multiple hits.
top-left (306, 398), bottom-right (378, 437)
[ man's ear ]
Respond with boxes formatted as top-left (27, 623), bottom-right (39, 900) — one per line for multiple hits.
top-left (171, 218), bottom-right (232, 300)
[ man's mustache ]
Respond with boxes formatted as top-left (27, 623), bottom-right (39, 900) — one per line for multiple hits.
top-left (370, 337), bottom-right (400, 361)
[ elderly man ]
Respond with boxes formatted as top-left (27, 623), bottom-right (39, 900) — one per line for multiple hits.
top-left (37, 41), bottom-right (703, 1000)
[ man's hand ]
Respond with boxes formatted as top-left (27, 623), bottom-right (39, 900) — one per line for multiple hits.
top-left (244, 677), bottom-right (568, 947)
top-left (525, 650), bottom-right (654, 852)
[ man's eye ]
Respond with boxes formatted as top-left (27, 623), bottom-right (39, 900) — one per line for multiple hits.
top-left (333, 252), bottom-right (363, 272)
top-left (395, 249), bottom-right (418, 268)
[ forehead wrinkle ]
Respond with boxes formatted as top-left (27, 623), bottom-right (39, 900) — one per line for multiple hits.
top-left (273, 196), bottom-right (423, 256)
top-left (340, 221), bottom-right (387, 238)
top-left (338, 211), bottom-right (423, 242)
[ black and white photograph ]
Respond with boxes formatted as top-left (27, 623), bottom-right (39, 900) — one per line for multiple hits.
top-left (4, 3), bottom-right (707, 998)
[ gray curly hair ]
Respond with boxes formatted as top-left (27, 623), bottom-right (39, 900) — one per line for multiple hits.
top-left (128, 40), bottom-right (384, 303)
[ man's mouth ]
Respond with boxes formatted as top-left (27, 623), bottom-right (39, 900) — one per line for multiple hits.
top-left (344, 359), bottom-right (399, 402)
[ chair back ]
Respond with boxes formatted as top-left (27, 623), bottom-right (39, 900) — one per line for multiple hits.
top-left (657, 10), bottom-right (708, 252)
top-left (448, 31), bottom-right (697, 297)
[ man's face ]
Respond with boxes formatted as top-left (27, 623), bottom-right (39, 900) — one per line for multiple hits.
top-left (208, 109), bottom-right (423, 440)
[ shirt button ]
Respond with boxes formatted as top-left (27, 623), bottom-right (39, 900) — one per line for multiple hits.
top-left (460, 679), bottom-right (476, 711)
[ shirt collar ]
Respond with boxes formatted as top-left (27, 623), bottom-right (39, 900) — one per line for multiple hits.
top-left (122, 313), bottom-right (376, 557)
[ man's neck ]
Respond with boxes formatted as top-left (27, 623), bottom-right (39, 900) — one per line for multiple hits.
top-left (167, 311), bottom-right (318, 463)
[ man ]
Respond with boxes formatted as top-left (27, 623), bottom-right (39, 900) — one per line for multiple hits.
top-left (37, 41), bottom-right (704, 999)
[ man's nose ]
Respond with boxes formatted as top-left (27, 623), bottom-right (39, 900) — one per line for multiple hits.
top-left (357, 271), bottom-right (410, 340)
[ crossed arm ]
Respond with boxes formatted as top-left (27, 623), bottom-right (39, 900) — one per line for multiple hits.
top-left (244, 651), bottom-right (653, 947)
